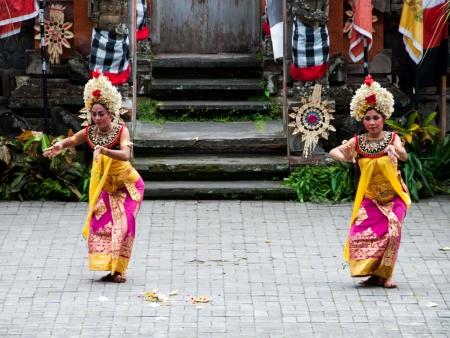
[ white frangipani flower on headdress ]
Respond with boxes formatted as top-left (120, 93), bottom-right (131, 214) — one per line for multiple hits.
top-left (350, 75), bottom-right (394, 121)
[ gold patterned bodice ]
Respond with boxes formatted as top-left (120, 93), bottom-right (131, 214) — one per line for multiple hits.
top-left (356, 131), bottom-right (395, 158)
top-left (86, 124), bottom-right (123, 150)
top-left (363, 160), bottom-right (401, 204)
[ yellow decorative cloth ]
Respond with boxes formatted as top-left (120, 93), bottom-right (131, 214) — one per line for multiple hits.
top-left (398, 0), bottom-right (423, 64)
top-left (344, 156), bottom-right (411, 261)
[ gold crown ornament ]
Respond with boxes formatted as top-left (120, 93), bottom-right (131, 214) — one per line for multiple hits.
top-left (350, 75), bottom-right (394, 121)
top-left (78, 71), bottom-right (126, 126)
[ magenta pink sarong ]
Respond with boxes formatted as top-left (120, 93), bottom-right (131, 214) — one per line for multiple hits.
top-left (348, 196), bottom-right (407, 279)
top-left (88, 178), bottom-right (144, 274)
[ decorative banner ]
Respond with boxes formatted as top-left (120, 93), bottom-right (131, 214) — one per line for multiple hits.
top-left (290, 19), bottom-right (329, 81)
top-left (343, 1), bottom-right (378, 47)
top-left (348, 0), bottom-right (377, 62)
top-left (0, 0), bottom-right (39, 39)
top-left (288, 84), bottom-right (335, 157)
top-left (399, 0), bottom-right (448, 87)
top-left (34, 4), bottom-right (74, 64)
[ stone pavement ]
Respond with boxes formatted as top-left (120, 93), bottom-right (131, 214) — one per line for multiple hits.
top-left (0, 196), bottom-right (449, 338)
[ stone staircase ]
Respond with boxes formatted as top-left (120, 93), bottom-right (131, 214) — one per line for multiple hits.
top-left (134, 53), bottom-right (293, 199)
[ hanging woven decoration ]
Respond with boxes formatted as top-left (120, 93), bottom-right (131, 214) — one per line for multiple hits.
top-left (288, 84), bottom-right (336, 157)
top-left (34, 4), bottom-right (73, 64)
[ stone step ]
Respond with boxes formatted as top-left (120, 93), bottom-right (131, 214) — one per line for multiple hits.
top-left (138, 64), bottom-right (261, 80)
top-left (151, 53), bottom-right (261, 69)
top-left (150, 67), bottom-right (262, 79)
top-left (146, 53), bottom-right (262, 79)
top-left (143, 180), bottom-right (295, 200)
top-left (133, 154), bottom-right (289, 180)
top-left (155, 100), bottom-right (269, 115)
top-left (140, 78), bottom-right (264, 97)
top-left (133, 120), bottom-right (287, 154)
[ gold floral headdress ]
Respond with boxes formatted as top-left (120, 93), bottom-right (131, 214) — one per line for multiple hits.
top-left (79, 71), bottom-right (124, 126)
top-left (350, 75), bottom-right (394, 121)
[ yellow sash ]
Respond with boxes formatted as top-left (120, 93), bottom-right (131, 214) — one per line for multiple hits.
top-left (82, 154), bottom-right (112, 239)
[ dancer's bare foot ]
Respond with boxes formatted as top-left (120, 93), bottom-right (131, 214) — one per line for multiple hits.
top-left (100, 272), bottom-right (126, 283)
top-left (383, 278), bottom-right (397, 289)
top-left (100, 273), bottom-right (114, 282)
top-left (112, 273), bottom-right (127, 283)
top-left (358, 276), bottom-right (382, 286)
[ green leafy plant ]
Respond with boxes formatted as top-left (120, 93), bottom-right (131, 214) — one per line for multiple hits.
top-left (385, 111), bottom-right (440, 145)
top-left (424, 135), bottom-right (450, 193)
top-left (402, 152), bottom-right (434, 201)
top-left (0, 131), bottom-right (90, 201)
top-left (386, 111), bottom-right (449, 201)
top-left (284, 162), bottom-right (356, 203)
top-left (268, 97), bottom-right (283, 117)
top-left (136, 97), bottom-right (280, 123)
top-left (404, 135), bottom-right (450, 201)
top-left (0, 136), bottom-right (21, 200)
top-left (137, 98), bottom-right (165, 124)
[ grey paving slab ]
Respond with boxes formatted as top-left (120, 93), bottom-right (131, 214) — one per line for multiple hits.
top-left (0, 196), bottom-right (449, 337)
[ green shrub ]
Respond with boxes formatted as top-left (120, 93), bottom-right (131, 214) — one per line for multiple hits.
top-left (0, 132), bottom-right (90, 201)
top-left (402, 135), bottom-right (450, 201)
top-left (387, 111), bottom-right (449, 201)
top-left (284, 162), bottom-right (356, 203)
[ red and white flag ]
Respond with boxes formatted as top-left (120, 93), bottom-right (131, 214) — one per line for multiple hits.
top-left (0, 0), bottom-right (38, 38)
top-left (349, 0), bottom-right (373, 62)
top-left (266, 0), bottom-right (284, 59)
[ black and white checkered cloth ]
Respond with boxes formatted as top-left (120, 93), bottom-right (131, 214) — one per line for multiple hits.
top-left (292, 19), bottom-right (329, 69)
top-left (89, 0), bottom-right (147, 80)
top-left (89, 29), bottom-right (130, 75)
top-left (137, 0), bottom-right (147, 30)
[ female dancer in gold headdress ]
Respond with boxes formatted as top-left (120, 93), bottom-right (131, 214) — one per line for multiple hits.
top-left (330, 75), bottom-right (411, 288)
top-left (44, 72), bottom-right (144, 283)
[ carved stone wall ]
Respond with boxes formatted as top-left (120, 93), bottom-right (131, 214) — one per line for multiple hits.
top-left (0, 21), bottom-right (34, 70)
top-left (0, 21), bottom-right (35, 101)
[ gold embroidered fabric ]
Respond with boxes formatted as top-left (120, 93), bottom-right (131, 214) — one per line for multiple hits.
top-left (349, 258), bottom-right (393, 279)
top-left (124, 181), bottom-right (141, 202)
top-left (119, 236), bottom-right (134, 259)
top-left (103, 167), bottom-right (131, 192)
top-left (83, 154), bottom-right (141, 240)
top-left (364, 164), bottom-right (399, 203)
top-left (108, 190), bottom-right (134, 274)
top-left (88, 253), bottom-right (130, 273)
top-left (348, 199), bottom-right (403, 278)
top-left (109, 191), bottom-right (127, 257)
top-left (354, 207), bottom-right (368, 226)
top-left (344, 155), bottom-right (411, 262)
top-left (373, 200), bottom-right (401, 268)
top-left (349, 228), bottom-right (389, 260)
top-left (93, 198), bottom-right (107, 220)
top-left (88, 221), bottom-right (113, 255)
top-left (103, 160), bottom-right (141, 201)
